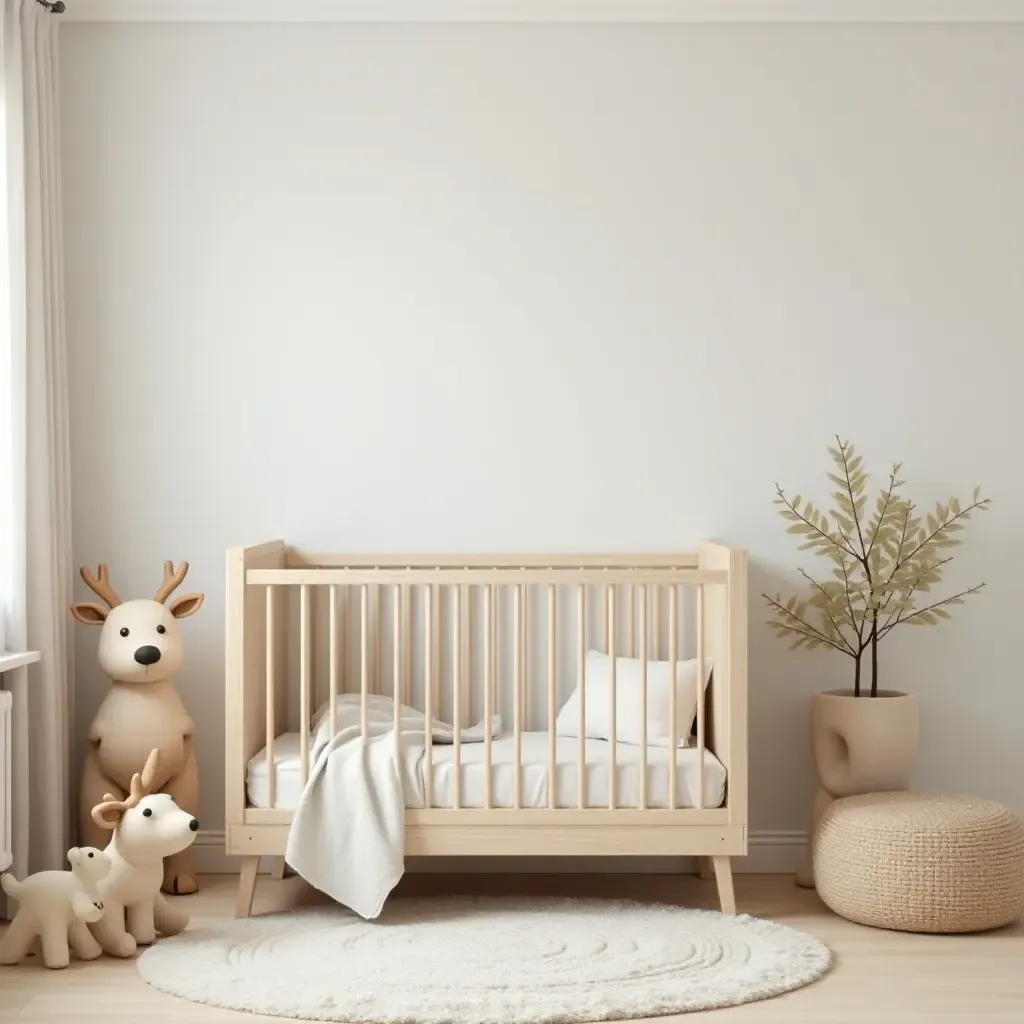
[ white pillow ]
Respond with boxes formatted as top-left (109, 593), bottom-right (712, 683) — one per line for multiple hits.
top-left (554, 650), bottom-right (713, 748)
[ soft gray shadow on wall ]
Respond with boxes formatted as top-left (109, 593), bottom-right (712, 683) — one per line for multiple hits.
top-left (746, 560), bottom-right (842, 834)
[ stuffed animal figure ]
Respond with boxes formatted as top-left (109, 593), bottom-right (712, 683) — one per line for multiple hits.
top-left (88, 748), bottom-right (199, 958)
top-left (0, 847), bottom-right (111, 969)
top-left (71, 560), bottom-right (204, 894)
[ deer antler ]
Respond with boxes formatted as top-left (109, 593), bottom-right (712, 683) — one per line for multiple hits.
top-left (154, 561), bottom-right (189, 604)
top-left (80, 564), bottom-right (121, 609)
top-left (91, 748), bottom-right (161, 830)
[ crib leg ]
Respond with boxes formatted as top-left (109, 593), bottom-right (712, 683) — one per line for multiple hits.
top-left (696, 856), bottom-right (714, 880)
top-left (271, 857), bottom-right (288, 881)
top-left (711, 856), bottom-right (736, 915)
top-left (236, 856), bottom-right (260, 918)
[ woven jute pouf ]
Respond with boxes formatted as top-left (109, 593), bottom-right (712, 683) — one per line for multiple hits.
top-left (813, 792), bottom-right (1024, 933)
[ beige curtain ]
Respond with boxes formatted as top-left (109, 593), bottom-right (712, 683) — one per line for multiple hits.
top-left (0, 0), bottom-right (73, 883)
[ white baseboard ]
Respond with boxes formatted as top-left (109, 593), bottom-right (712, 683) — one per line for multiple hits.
top-left (193, 829), bottom-right (806, 877)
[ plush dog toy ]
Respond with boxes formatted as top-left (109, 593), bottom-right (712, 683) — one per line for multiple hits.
top-left (88, 748), bottom-right (199, 958)
top-left (0, 847), bottom-right (111, 969)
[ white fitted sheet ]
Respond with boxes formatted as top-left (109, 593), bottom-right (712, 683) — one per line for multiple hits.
top-left (246, 731), bottom-right (726, 810)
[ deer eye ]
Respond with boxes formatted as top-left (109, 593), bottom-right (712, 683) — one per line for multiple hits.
top-left (142, 808), bottom-right (153, 818)
top-left (120, 627), bottom-right (129, 637)
top-left (156, 624), bottom-right (166, 635)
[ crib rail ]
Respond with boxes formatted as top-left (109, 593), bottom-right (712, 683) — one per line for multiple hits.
top-left (227, 545), bottom-right (747, 834)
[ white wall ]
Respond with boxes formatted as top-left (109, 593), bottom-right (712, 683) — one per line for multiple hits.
top-left (60, 22), bottom-right (1024, 843)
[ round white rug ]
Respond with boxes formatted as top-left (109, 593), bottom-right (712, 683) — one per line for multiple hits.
top-left (137, 896), bottom-right (831, 1022)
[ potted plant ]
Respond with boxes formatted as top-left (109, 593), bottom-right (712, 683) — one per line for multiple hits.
top-left (763, 438), bottom-right (990, 886)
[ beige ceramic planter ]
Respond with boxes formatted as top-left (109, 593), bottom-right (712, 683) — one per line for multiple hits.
top-left (796, 689), bottom-right (919, 888)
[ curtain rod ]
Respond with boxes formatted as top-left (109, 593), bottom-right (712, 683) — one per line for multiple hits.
top-left (37, 0), bottom-right (66, 12)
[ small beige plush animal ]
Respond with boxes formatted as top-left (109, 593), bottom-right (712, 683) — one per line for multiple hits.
top-left (0, 847), bottom-right (111, 969)
top-left (88, 748), bottom-right (199, 958)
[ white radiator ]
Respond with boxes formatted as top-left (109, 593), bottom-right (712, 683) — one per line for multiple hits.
top-left (0, 690), bottom-right (11, 873)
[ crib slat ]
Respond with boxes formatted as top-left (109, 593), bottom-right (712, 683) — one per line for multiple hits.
top-left (577, 583), bottom-right (586, 810)
top-left (265, 586), bottom-right (276, 810)
top-left (490, 584), bottom-right (499, 716)
top-left (404, 580), bottom-right (412, 706)
top-left (424, 585), bottom-right (434, 808)
top-left (639, 582), bottom-right (648, 810)
top-left (462, 583), bottom-right (471, 727)
top-left (522, 579), bottom-right (529, 730)
top-left (328, 585), bottom-right (338, 739)
top-left (373, 583), bottom-right (381, 696)
top-left (300, 584), bottom-right (310, 786)
top-left (547, 583), bottom-right (556, 810)
top-left (484, 584), bottom-right (493, 810)
top-left (628, 583), bottom-right (635, 657)
top-left (436, 583), bottom-right (444, 720)
top-left (697, 583), bottom-right (706, 810)
top-left (310, 587), bottom-right (319, 719)
top-left (669, 584), bottom-right (678, 810)
top-left (361, 585), bottom-right (369, 740)
top-left (514, 583), bottom-right (523, 809)
top-left (394, 585), bottom-right (402, 771)
top-left (342, 584), bottom-right (350, 701)
top-left (652, 585), bottom-right (661, 660)
top-left (453, 584), bottom-right (462, 809)
top-left (607, 584), bottom-right (617, 810)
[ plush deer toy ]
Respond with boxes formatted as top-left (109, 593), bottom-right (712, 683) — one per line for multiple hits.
top-left (71, 561), bottom-right (204, 895)
top-left (89, 748), bottom-right (198, 958)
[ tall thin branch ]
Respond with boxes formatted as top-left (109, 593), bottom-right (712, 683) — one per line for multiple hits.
top-left (879, 584), bottom-right (985, 637)
top-left (762, 595), bottom-right (856, 656)
top-left (775, 483), bottom-right (861, 561)
top-left (839, 436), bottom-right (869, 564)
top-left (865, 465), bottom-right (898, 557)
top-left (797, 569), bottom-right (859, 654)
top-left (893, 499), bottom-right (990, 573)
top-left (879, 556), bottom-right (954, 633)
top-left (835, 539), bottom-right (866, 646)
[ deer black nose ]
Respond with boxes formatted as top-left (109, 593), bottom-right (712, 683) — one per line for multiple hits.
top-left (189, 819), bottom-right (199, 831)
top-left (134, 645), bottom-right (161, 666)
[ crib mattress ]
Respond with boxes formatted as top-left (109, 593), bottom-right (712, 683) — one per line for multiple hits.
top-left (246, 731), bottom-right (727, 810)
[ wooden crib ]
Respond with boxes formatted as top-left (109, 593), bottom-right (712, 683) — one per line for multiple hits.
top-left (225, 541), bottom-right (748, 917)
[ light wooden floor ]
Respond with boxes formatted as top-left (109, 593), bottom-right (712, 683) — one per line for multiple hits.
top-left (2, 872), bottom-right (1022, 1022)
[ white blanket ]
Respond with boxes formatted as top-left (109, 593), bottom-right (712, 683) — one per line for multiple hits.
top-left (285, 694), bottom-right (500, 920)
